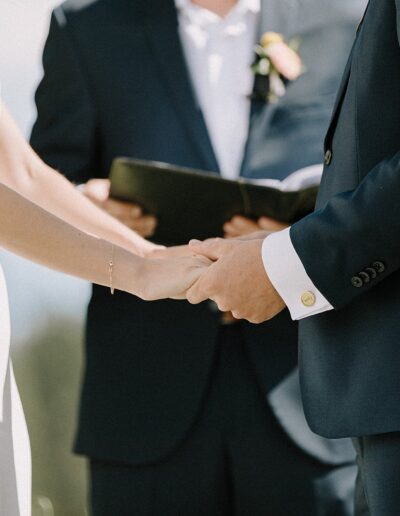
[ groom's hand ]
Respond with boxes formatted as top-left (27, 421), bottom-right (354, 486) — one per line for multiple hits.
top-left (83, 179), bottom-right (157, 237)
top-left (186, 238), bottom-right (286, 324)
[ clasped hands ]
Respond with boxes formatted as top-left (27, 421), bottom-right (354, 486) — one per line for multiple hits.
top-left (154, 215), bottom-right (287, 324)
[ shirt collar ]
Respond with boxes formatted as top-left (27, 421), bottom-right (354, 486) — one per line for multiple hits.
top-left (175, 0), bottom-right (261, 19)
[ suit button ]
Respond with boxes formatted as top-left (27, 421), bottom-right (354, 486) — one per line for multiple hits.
top-left (301, 291), bottom-right (316, 307)
top-left (359, 271), bottom-right (370, 284)
top-left (324, 149), bottom-right (332, 165)
top-left (372, 261), bottom-right (385, 274)
top-left (365, 267), bottom-right (377, 279)
top-left (351, 276), bottom-right (363, 288)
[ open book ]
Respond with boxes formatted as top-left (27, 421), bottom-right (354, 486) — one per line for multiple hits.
top-left (109, 158), bottom-right (322, 245)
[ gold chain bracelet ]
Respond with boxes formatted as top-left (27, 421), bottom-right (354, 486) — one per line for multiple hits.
top-left (109, 244), bottom-right (115, 295)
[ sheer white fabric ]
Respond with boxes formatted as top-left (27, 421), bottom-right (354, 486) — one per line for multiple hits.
top-left (0, 266), bottom-right (31, 516)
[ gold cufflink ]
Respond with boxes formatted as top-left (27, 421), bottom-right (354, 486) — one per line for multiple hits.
top-left (301, 291), bottom-right (316, 307)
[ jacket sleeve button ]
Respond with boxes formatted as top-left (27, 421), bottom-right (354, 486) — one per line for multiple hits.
top-left (351, 276), bottom-right (364, 288)
top-left (365, 267), bottom-right (377, 279)
top-left (359, 271), bottom-right (371, 283)
top-left (372, 261), bottom-right (385, 274)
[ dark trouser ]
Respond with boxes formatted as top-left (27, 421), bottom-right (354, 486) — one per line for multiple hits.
top-left (353, 433), bottom-right (400, 516)
top-left (90, 325), bottom-right (340, 516)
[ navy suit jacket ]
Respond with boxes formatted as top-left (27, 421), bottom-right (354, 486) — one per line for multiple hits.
top-left (31, 0), bottom-right (361, 465)
top-left (291, 0), bottom-right (400, 439)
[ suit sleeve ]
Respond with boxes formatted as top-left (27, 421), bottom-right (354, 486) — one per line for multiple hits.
top-left (288, 151), bottom-right (400, 310)
top-left (30, 8), bottom-right (97, 184)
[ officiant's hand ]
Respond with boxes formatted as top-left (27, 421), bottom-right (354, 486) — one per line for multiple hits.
top-left (186, 238), bottom-right (285, 323)
top-left (83, 179), bottom-right (157, 237)
top-left (223, 215), bottom-right (288, 238)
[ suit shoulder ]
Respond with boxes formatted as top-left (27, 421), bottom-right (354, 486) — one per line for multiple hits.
top-left (58, 0), bottom-right (103, 15)
top-left (54, 0), bottom-right (129, 26)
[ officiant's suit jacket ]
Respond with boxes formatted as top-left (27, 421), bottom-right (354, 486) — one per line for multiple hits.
top-left (31, 0), bottom-right (363, 468)
top-left (289, 0), bottom-right (400, 440)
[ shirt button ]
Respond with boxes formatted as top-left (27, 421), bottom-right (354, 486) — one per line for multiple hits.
top-left (324, 149), bottom-right (333, 166)
top-left (301, 291), bottom-right (316, 307)
top-left (351, 276), bottom-right (363, 288)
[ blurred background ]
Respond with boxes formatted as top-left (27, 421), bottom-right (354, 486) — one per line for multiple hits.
top-left (0, 1), bottom-right (89, 514)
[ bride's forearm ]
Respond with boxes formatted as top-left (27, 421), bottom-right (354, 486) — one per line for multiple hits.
top-left (27, 161), bottom-right (156, 256)
top-left (0, 105), bottom-right (155, 257)
top-left (0, 183), bottom-right (146, 296)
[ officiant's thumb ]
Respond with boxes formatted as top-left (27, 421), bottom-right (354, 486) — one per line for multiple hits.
top-left (189, 238), bottom-right (226, 261)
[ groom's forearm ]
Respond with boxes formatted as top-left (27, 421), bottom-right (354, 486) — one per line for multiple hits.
top-left (0, 182), bottom-right (146, 297)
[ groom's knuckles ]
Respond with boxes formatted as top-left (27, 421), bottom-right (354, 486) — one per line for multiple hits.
top-left (186, 282), bottom-right (207, 304)
top-left (248, 314), bottom-right (263, 324)
top-left (231, 303), bottom-right (264, 324)
top-left (251, 307), bottom-right (275, 324)
top-left (217, 300), bottom-right (231, 312)
top-left (191, 237), bottom-right (227, 260)
top-left (231, 310), bottom-right (244, 320)
top-left (187, 292), bottom-right (207, 304)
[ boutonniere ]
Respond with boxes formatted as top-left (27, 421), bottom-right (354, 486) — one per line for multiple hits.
top-left (251, 32), bottom-right (303, 103)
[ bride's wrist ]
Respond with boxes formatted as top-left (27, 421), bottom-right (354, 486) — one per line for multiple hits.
top-left (112, 247), bottom-right (149, 298)
top-left (124, 236), bottom-right (164, 258)
top-left (131, 258), bottom-right (158, 300)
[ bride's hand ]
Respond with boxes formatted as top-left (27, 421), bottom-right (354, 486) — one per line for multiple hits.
top-left (138, 255), bottom-right (212, 301)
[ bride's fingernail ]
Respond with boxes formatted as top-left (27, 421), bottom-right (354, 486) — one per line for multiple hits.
top-left (189, 239), bottom-right (201, 246)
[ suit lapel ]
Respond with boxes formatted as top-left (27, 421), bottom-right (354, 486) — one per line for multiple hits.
top-left (324, 1), bottom-right (370, 148)
top-left (241, 0), bottom-right (285, 177)
top-left (356, 0), bottom-right (370, 34)
top-left (141, 0), bottom-right (219, 173)
top-left (323, 46), bottom-right (354, 148)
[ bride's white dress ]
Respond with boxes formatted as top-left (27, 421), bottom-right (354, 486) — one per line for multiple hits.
top-left (0, 265), bottom-right (31, 516)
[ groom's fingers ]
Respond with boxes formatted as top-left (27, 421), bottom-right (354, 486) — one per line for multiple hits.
top-left (171, 293), bottom-right (187, 300)
top-left (186, 275), bottom-right (211, 305)
top-left (147, 245), bottom-right (191, 259)
top-left (189, 237), bottom-right (231, 260)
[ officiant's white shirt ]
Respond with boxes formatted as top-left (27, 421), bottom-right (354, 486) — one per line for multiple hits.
top-left (176, 0), bottom-right (259, 180)
top-left (176, 0), bottom-right (332, 319)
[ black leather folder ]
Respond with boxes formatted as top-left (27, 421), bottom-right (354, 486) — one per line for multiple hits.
top-left (109, 158), bottom-right (318, 245)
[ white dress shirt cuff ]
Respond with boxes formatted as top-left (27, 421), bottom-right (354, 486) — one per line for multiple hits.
top-left (262, 228), bottom-right (334, 320)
